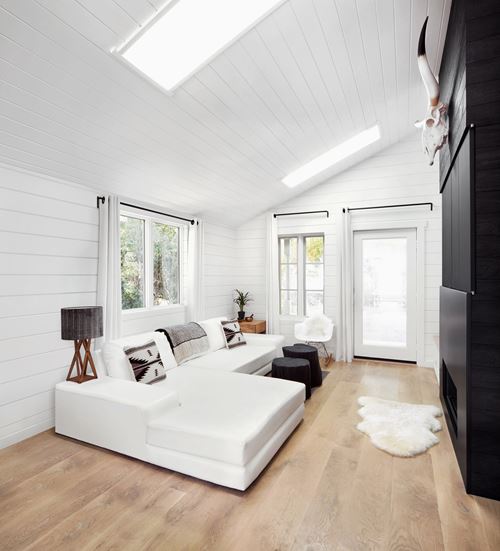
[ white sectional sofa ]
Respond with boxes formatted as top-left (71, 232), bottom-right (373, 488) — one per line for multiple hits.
top-left (55, 318), bottom-right (305, 490)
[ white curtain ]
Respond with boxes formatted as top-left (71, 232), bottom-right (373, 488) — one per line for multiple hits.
top-left (187, 219), bottom-right (204, 321)
top-left (336, 209), bottom-right (354, 362)
top-left (96, 195), bottom-right (122, 342)
top-left (265, 213), bottom-right (280, 334)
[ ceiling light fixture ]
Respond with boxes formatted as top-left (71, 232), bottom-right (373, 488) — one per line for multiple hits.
top-left (282, 125), bottom-right (381, 188)
top-left (119, 0), bottom-right (285, 93)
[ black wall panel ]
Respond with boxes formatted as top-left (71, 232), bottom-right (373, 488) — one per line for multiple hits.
top-left (439, 0), bottom-right (466, 183)
top-left (439, 0), bottom-right (500, 501)
top-left (441, 133), bottom-right (472, 292)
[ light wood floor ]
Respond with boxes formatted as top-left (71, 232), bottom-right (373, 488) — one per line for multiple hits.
top-left (1, 361), bottom-right (499, 551)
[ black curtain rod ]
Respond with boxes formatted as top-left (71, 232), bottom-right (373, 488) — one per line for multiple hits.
top-left (121, 202), bottom-right (196, 225)
top-left (97, 196), bottom-right (196, 225)
top-left (345, 202), bottom-right (433, 213)
top-left (273, 210), bottom-right (329, 219)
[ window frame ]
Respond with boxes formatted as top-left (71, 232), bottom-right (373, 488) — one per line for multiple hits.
top-left (279, 236), bottom-right (299, 316)
top-left (279, 233), bottom-right (325, 319)
top-left (120, 206), bottom-right (185, 314)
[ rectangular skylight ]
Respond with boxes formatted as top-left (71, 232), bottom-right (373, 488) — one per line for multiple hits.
top-left (282, 125), bottom-right (381, 188)
top-left (120, 0), bottom-right (285, 93)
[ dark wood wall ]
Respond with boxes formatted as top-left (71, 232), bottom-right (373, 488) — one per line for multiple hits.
top-left (466, 1), bottom-right (500, 126)
top-left (441, 131), bottom-right (472, 292)
top-left (467, 0), bottom-right (500, 499)
top-left (439, 0), bottom-right (500, 500)
top-left (439, 0), bottom-right (466, 182)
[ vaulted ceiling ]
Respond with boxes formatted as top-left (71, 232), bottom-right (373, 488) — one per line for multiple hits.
top-left (0, 0), bottom-right (450, 225)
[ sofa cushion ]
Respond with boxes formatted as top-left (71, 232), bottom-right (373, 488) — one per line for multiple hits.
top-left (124, 340), bottom-right (166, 384)
top-left (147, 368), bottom-right (305, 466)
top-left (102, 332), bottom-right (177, 381)
top-left (221, 320), bottom-right (246, 349)
top-left (198, 317), bottom-right (227, 352)
top-left (183, 344), bottom-right (276, 375)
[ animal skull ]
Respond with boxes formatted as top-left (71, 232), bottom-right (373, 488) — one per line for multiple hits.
top-left (415, 103), bottom-right (449, 166)
top-left (415, 17), bottom-right (448, 166)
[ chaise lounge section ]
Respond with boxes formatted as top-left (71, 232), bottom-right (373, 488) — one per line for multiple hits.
top-left (55, 318), bottom-right (305, 490)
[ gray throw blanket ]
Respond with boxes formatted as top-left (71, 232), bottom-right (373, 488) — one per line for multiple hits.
top-left (156, 322), bottom-right (209, 365)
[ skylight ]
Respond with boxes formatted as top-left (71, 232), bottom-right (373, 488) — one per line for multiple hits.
top-left (120, 0), bottom-right (285, 93)
top-left (282, 125), bottom-right (381, 188)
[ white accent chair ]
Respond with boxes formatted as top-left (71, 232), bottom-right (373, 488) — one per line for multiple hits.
top-left (294, 314), bottom-right (334, 366)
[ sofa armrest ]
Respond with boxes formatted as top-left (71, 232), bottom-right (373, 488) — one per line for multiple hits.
top-left (55, 378), bottom-right (179, 459)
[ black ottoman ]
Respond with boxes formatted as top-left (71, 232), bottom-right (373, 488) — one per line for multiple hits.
top-left (282, 344), bottom-right (322, 387)
top-left (271, 357), bottom-right (311, 399)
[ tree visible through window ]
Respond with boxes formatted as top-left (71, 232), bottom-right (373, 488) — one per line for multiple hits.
top-left (279, 234), bottom-right (324, 317)
top-left (153, 222), bottom-right (179, 306)
top-left (120, 213), bottom-right (182, 311)
top-left (120, 215), bottom-right (145, 310)
top-left (305, 236), bottom-right (324, 316)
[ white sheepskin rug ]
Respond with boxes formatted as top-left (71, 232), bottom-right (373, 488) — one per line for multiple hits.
top-left (357, 396), bottom-right (443, 457)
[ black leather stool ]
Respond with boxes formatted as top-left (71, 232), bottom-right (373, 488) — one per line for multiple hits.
top-left (271, 357), bottom-right (311, 399)
top-left (282, 344), bottom-right (322, 387)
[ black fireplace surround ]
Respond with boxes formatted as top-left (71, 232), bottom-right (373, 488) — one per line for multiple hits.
top-left (438, 0), bottom-right (500, 501)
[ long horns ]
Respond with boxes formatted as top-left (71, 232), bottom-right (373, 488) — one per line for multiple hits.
top-left (417, 17), bottom-right (440, 107)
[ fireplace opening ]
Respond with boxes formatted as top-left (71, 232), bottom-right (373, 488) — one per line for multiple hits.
top-left (443, 360), bottom-right (458, 435)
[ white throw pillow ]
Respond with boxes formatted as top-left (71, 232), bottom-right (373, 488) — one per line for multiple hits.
top-left (102, 332), bottom-right (177, 381)
top-left (102, 342), bottom-right (135, 381)
top-left (123, 340), bottom-right (166, 384)
top-left (198, 317), bottom-right (227, 352)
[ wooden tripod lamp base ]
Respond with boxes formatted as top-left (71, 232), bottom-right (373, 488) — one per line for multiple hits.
top-left (67, 338), bottom-right (98, 384)
top-left (61, 306), bottom-right (103, 384)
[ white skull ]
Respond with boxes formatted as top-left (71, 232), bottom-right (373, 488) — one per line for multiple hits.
top-left (415, 104), bottom-right (449, 166)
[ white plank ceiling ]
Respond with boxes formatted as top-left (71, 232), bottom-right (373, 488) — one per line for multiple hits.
top-left (0, 0), bottom-right (450, 225)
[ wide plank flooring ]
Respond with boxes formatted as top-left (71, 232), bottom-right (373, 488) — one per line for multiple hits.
top-left (1, 360), bottom-right (499, 551)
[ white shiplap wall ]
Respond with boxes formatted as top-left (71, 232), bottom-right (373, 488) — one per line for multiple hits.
top-left (203, 222), bottom-right (238, 320)
top-left (0, 164), bottom-right (99, 448)
top-left (121, 306), bottom-right (186, 337)
top-left (0, 170), bottom-right (239, 449)
top-left (236, 134), bottom-right (441, 367)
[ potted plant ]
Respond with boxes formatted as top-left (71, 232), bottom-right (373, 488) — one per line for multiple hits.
top-left (233, 289), bottom-right (252, 321)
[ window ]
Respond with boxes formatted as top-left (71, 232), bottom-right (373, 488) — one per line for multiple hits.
top-left (304, 236), bottom-right (325, 316)
top-left (279, 237), bottom-right (298, 315)
top-left (120, 212), bottom-right (182, 311)
top-left (120, 215), bottom-right (145, 310)
top-left (152, 222), bottom-right (179, 306)
top-left (279, 234), bottom-right (324, 317)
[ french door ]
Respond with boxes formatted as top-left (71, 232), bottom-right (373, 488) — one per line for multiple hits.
top-left (353, 228), bottom-right (417, 362)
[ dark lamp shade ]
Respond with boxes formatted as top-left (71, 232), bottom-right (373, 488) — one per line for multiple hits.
top-left (61, 306), bottom-right (103, 340)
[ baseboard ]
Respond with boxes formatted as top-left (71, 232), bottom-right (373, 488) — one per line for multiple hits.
top-left (0, 418), bottom-right (54, 450)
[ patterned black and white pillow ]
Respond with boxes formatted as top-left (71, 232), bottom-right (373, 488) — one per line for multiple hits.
top-left (221, 320), bottom-right (247, 349)
top-left (123, 341), bottom-right (166, 384)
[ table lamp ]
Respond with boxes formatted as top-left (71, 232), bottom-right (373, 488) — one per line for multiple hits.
top-left (61, 306), bottom-right (103, 383)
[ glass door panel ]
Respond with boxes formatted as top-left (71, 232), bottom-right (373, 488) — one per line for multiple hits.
top-left (354, 229), bottom-right (417, 362)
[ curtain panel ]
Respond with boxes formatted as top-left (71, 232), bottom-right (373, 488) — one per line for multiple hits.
top-left (96, 195), bottom-right (122, 343)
